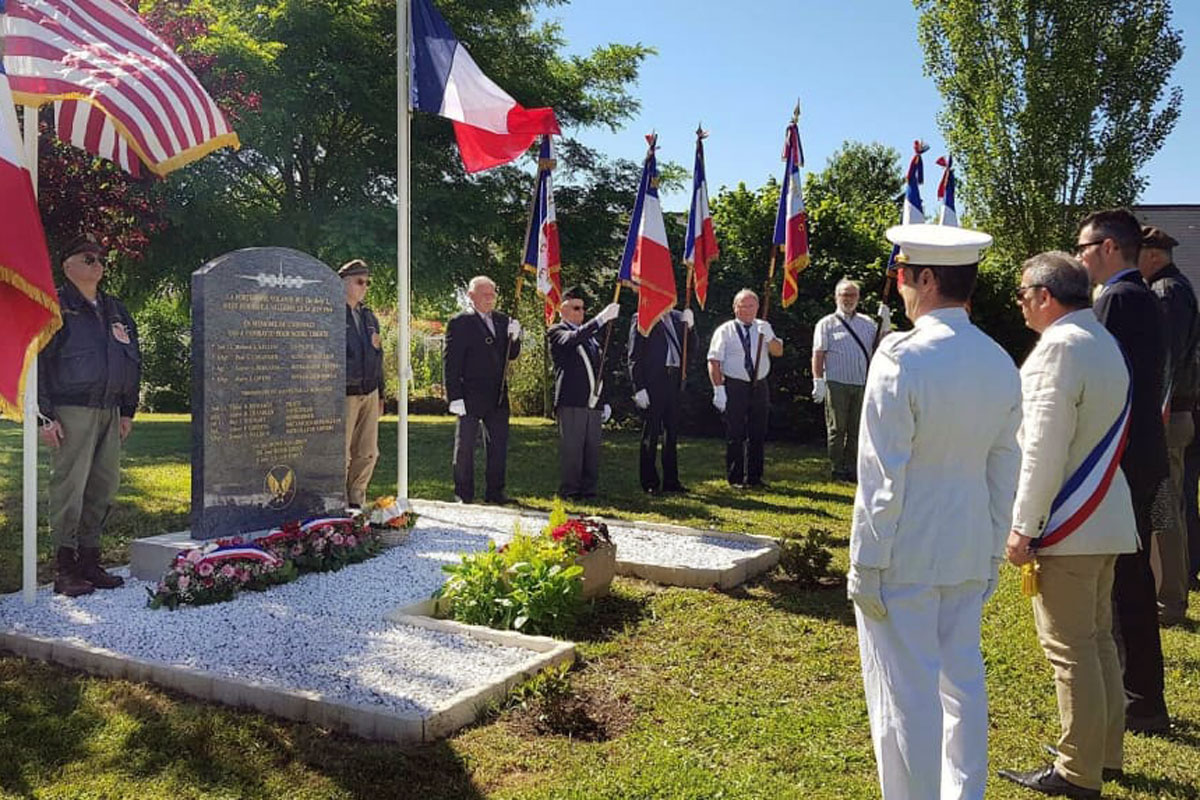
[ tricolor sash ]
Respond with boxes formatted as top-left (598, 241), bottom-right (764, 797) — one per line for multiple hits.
top-left (1033, 382), bottom-right (1132, 549)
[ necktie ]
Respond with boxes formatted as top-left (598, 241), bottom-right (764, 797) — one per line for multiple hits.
top-left (737, 323), bottom-right (754, 378)
top-left (662, 320), bottom-right (680, 367)
top-left (482, 312), bottom-right (495, 337)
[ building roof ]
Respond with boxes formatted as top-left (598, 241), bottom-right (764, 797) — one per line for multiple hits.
top-left (1134, 205), bottom-right (1200, 292)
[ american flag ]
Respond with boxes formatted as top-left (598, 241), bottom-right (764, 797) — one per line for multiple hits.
top-left (2, 0), bottom-right (239, 177)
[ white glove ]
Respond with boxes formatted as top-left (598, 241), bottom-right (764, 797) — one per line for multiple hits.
top-left (507, 318), bottom-right (521, 340)
top-left (448, 399), bottom-right (466, 416)
top-left (983, 557), bottom-right (1003, 603)
top-left (758, 320), bottom-right (777, 342)
top-left (811, 377), bottom-right (827, 404)
top-left (633, 389), bottom-right (650, 410)
top-left (877, 303), bottom-right (892, 335)
top-left (594, 302), bottom-right (620, 326)
top-left (680, 309), bottom-right (695, 329)
top-left (847, 565), bottom-right (886, 621)
top-left (712, 385), bottom-right (727, 413)
top-left (601, 404), bottom-right (612, 423)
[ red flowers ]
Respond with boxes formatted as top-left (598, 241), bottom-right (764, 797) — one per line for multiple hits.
top-left (549, 517), bottom-right (611, 556)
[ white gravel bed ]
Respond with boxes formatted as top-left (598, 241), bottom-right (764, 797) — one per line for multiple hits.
top-left (413, 503), bottom-right (774, 569)
top-left (0, 524), bottom-right (533, 717)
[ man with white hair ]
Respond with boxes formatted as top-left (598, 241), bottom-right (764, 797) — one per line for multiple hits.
top-left (849, 224), bottom-right (1021, 800)
top-left (444, 275), bottom-right (522, 504)
top-left (707, 289), bottom-right (782, 487)
top-left (812, 278), bottom-right (879, 481)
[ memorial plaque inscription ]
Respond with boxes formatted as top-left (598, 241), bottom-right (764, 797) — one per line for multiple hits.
top-left (191, 247), bottom-right (345, 539)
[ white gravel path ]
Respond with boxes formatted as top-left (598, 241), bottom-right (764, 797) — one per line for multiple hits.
top-left (0, 507), bottom-right (771, 717)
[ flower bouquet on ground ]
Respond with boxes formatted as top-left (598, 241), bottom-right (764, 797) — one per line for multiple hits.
top-left (545, 501), bottom-right (615, 599)
top-left (147, 516), bottom-right (382, 610)
top-left (368, 496), bottom-right (419, 547)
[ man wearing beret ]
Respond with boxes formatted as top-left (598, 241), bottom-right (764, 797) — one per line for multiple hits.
top-left (38, 234), bottom-right (139, 596)
top-left (340, 259), bottom-right (384, 511)
top-left (548, 286), bottom-right (620, 498)
top-left (1137, 225), bottom-right (1198, 626)
top-left (848, 224), bottom-right (1021, 800)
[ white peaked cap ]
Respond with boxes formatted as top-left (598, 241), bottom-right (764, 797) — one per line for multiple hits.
top-left (885, 224), bottom-right (993, 266)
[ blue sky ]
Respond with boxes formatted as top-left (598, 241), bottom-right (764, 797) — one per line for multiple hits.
top-left (535, 0), bottom-right (1199, 214)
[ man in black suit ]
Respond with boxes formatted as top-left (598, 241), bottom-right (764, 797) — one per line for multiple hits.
top-left (628, 306), bottom-right (698, 493)
top-left (549, 287), bottom-right (620, 498)
top-left (1076, 208), bottom-right (1171, 734)
top-left (444, 275), bottom-right (521, 504)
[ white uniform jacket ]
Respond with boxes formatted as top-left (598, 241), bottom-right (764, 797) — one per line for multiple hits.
top-left (851, 307), bottom-right (1022, 585)
top-left (1011, 309), bottom-right (1139, 556)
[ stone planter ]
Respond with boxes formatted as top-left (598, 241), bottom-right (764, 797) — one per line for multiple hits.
top-left (577, 544), bottom-right (616, 599)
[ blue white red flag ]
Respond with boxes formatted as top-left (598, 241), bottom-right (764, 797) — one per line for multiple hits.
top-left (936, 155), bottom-right (957, 226)
top-left (1035, 381), bottom-right (1132, 549)
top-left (772, 119), bottom-right (809, 308)
top-left (683, 129), bottom-right (717, 309)
top-left (522, 135), bottom-right (561, 325)
top-left (887, 140), bottom-right (929, 270)
top-left (619, 134), bottom-right (676, 336)
top-left (0, 30), bottom-right (60, 421)
top-left (410, 0), bottom-right (559, 173)
top-left (2, 0), bottom-right (240, 177)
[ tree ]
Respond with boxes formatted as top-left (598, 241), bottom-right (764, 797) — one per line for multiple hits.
top-left (915, 0), bottom-right (1184, 264)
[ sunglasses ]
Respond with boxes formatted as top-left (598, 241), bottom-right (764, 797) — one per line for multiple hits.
top-left (354, 278), bottom-right (370, 287)
top-left (1074, 240), bottom-right (1106, 257)
top-left (81, 254), bottom-right (104, 266)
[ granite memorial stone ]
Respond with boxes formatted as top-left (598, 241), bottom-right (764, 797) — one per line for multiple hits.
top-left (191, 247), bottom-right (345, 539)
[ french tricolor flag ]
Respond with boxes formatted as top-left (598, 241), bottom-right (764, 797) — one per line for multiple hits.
top-left (887, 140), bottom-right (929, 270)
top-left (937, 155), bottom-right (958, 226)
top-left (683, 129), bottom-right (718, 310)
top-left (619, 134), bottom-right (677, 336)
top-left (410, 0), bottom-right (560, 173)
top-left (522, 135), bottom-right (562, 325)
top-left (0, 44), bottom-right (60, 420)
top-left (773, 120), bottom-right (809, 308)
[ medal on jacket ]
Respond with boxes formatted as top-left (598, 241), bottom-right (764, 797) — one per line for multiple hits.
top-left (371, 331), bottom-right (381, 350)
top-left (111, 322), bottom-right (131, 344)
top-left (1020, 561), bottom-right (1040, 597)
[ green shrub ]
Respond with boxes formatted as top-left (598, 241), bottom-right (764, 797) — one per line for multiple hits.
top-left (436, 532), bottom-right (584, 636)
top-left (134, 292), bottom-right (191, 412)
top-left (777, 527), bottom-right (836, 587)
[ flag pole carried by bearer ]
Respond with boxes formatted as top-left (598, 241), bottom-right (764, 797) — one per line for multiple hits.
top-left (680, 124), bottom-right (718, 387)
top-left (755, 103), bottom-right (809, 389)
top-left (871, 139), bottom-right (928, 351)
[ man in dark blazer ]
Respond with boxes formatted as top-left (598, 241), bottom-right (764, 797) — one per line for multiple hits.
top-left (628, 306), bottom-right (698, 493)
top-left (549, 287), bottom-right (620, 498)
top-left (1076, 208), bottom-right (1171, 735)
top-left (444, 275), bottom-right (521, 504)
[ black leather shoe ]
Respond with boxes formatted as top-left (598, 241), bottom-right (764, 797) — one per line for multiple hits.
top-left (1042, 744), bottom-right (1123, 782)
top-left (997, 764), bottom-right (1099, 798)
top-left (1126, 711), bottom-right (1171, 735)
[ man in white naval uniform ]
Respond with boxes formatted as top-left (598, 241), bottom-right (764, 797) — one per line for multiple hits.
top-left (849, 224), bottom-right (1022, 800)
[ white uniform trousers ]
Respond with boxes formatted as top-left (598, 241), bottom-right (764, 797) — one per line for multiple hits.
top-left (856, 580), bottom-right (988, 800)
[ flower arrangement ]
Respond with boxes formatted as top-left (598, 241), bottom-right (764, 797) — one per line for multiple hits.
top-left (147, 516), bottom-right (381, 610)
top-left (548, 517), bottom-right (611, 557)
top-left (368, 496), bottom-right (419, 547)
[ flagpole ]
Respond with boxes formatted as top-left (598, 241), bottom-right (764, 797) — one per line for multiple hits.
top-left (397, 0), bottom-right (411, 500)
top-left (22, 103), bottom-right (39, 605)
top-left (750, 246), bottom-right (776, 392)
top-left (498, 159), bottom-right (541, 408)
top-left (679, 266), bottom-right (693, 388)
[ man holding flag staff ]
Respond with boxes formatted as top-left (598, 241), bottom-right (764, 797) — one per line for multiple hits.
top-left (998, 252), bottom-right (1136, 799)
top-left (849, 224), bottom-right (1021, 800)
top-left (708, 289), bottom-right (781, 488)
top-left (549, 287), bottom-right (619, 499)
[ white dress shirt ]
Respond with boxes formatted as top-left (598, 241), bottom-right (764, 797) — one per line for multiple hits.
top-left (707, 319), bottom-right (773, 381)
top-left (851, 307), bottom-right (1022, 585)
top-left (1011, 309), bottom-right (1139, 556)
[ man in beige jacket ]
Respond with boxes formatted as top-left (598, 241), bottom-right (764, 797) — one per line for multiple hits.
top-left (998, 252), bottom-right (1140, 799)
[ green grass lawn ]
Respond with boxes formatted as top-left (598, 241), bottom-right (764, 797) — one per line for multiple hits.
top-left (1, 414), bottom-right (1197, 799)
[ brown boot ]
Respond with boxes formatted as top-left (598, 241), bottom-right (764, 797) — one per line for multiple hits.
top-left (77, 547), bottom-right (125, 589)
top-left (54, 547), bottom-right (95, 597)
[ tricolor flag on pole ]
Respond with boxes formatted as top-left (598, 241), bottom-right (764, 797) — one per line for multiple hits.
top-left (619, 133), bottom-right (677, 336)
top-left (1, 0), bottom-right (240, 177)
top-left (410, 0), bottom-right (559, 173)
top-left (522, 135), bottom-right (561, 325)
top-left (936, 154), bottom-right (957, 226)
top-left (772, 115), bottom-right (809, 308)
top-left (887, 140), bottom-right (929, 270)
top-left (683, 127), bottom-right (717, 310)
top-left (0, 39), bottom-right (59, 420)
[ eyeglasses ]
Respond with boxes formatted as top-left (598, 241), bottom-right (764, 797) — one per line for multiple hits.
top-left (82, 254), bottom-right (104, 266)
top-left (354, 278), bottom-right (370, 287)
top-left (1074, 239), bottom-right (1106, 257)
top-left (1014, 284), bottom-right (1047, 301)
